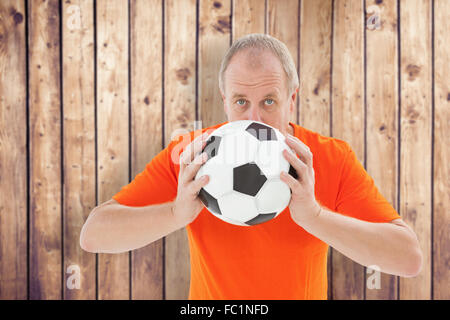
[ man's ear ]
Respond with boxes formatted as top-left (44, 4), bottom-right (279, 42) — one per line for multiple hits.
top-left (220, 89), bottom-right (227, 113)
top-left (292, 87), bottom-right (299, 101)
top-left (289, 87), bottom-right (299, 113)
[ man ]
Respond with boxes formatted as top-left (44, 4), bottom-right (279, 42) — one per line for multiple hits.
top-left (80, 33), bottom-right (422, 299)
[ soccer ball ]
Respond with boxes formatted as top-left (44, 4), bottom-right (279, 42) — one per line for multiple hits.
top-left (195, 120), bottom-right (297, 226)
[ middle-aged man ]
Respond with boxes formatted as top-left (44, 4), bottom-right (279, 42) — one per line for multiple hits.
top-left (80, 33), bottom-right (422, 299)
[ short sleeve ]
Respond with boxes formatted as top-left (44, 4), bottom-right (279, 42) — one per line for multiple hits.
top-left (112, 140), bottom-right (179, 207)
top-left (334, 143), bottom-right (401, 223)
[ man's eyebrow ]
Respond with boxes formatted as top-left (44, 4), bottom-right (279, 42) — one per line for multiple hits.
top-left (263, 92), bottom-right (279, 98)
top-left (231, 92), bottom-right (280, 99)
top-left (231, 93), bottom-right (246, 99)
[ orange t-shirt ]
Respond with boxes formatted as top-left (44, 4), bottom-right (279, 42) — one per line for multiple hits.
top-left (112, 121), bottom-right (401, 299)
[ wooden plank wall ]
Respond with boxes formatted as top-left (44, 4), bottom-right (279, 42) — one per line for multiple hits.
top-left (0, 0), bottom-right (448, 300)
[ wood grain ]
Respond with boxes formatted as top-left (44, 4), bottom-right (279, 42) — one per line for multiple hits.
top-left (130, 0), bottom-right (164, 300)
top-left (62, 0), bottom-right (96, 300)
top-left (433, 0), bottom-right (450, 300)
top-left (28, 0), bottom-right (62, 300)
top-left (198, 0), bottom-right (230, 128)
top-left (331, 0), bottom-right (365, 300)
top-left (398, 0), bottom-right (432, 300)
top-left (299, 0), bottom-right (332, 136)
top-left (164, 0), bottom-right (197, 300)
top-left (0, 0), bottom-right (448, 301)
top-left (365, 0), bottom-right (399, 300)
top-left (299, 0), bottom-right (333, 299)
top-left (96, 0), bottom-right (130, 300)
top-left (267, 0), bottom-right (299, 124)
top-left (232, 0), bottom-right (265, 40)
top-left (0, 0), bottom-right (27, 299)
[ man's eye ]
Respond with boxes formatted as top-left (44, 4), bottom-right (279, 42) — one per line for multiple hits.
top-left (236, 99), bottom-right (246, 106)
top-left (265, 99), bottom-right (274, 105)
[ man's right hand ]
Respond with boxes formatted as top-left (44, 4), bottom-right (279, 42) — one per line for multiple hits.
top-left (172, 131), bottom-right (212, 227)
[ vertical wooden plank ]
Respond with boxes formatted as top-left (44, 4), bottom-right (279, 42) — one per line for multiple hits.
top-left (433, 0), bottom-right (450, 300)
top-left (331, 0), bottom-right (365, 300)
top-left (232, 0), bottom-right (265, 40)
top-left (62, 0), bottom-right (96, 300)
top-left (164, 0), bottom-right (197, 300)
top-left (299, 0), bottom-right (332, 299)
top-left (199, 0), bottom-right (230, 128)
top-left (299, 0), bottom-right (332, 139)
top-left (267, 0), bottom-right (299, 124)
top-left (130, 0), bottom-right (164, 300)
top-left (0, 0), bottom-right (27, 299)
top-left (28, 0), bottom-right (62, 299)
top-left (96, 0), bottom-right (130, 300)
top-left (365, 0), bottom-right (399, 300)
top-left (398, 0), bottom-right (432, 300)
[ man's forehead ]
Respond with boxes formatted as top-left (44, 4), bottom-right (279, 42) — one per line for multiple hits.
top-left (227, 50), bottom-right (285, 78)
top-left (231, 91), bottom-right (280, 99)
top-left (224, 50), bottom-right (289, 97)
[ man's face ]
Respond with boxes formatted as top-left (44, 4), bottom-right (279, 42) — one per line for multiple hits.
top-left (220, 48), bottom-right (298, 135)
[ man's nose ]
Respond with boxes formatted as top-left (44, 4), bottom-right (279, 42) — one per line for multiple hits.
top-left (247, 105), bottom-right (262, 122)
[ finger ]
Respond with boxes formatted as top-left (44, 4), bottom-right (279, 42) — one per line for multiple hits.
top-left (184, 151), bottom-right (209, 183)
top-left (182, 132), bottom-right (207, 163)
top-left (180, 132), bottom-right (209, 167)
top-left (190, 131), bottom-right (210, 158)
top-left (180, 138), bottom-right (207, 168)
top-left (282, 148), bottom-right (308, 181)
top-left (285, 135), bottom-right (311, 166)
top-left (280, 171), bottom-right (301, 195)
top-left (189, 174), bottom-right (210, 197)
top-left (285, 135), bottom-right (313, 167)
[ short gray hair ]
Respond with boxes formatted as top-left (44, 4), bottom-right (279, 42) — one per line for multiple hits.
top-left (218, 33), bottom-right (299, 97)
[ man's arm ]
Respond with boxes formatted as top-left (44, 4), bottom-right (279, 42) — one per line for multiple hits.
top-left (80, 131), bottom-right (212, 254)
top-left (297, 208), bottom-right (423, 278)
top-left (281, 134), bottom-right (422, 278)
top-left (79, 199), bottom-right (183, 254)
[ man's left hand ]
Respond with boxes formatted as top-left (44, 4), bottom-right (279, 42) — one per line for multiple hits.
top-left (280, 134), bottom-right (322, 226)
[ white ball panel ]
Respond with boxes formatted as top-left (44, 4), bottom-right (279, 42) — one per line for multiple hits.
top-left (214, 131), bottom-right (259, 167)
top-left (255, 178), bottom-right (291, 214)
top-left (218, 191), bottom-right (259, 222)
top-left (255, 141), bottom-right (290, 179)
top-left (278, 138), bottom-right (292, 174)
top-left (213, 213), bottom-right (249, 227)
top-left (195, 156), bottom-right (234, 198)
top-left (210, 120), bottom-right (254, 137)
top-left (274, 126), bottom-right (288, 141)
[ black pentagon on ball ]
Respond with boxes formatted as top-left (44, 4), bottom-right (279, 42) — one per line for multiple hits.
top-left (245, 212), bottom-right (277, 226)
top-left (245, 122), bottom-right (277, 141)
top-left (202, 135), bottom-right (221, 161)
top-left (233, 162), bottom-right (267, 197)
top-left (288, 164), bottom-right (298, 180)
top-left (288, 165), bottom-right (299, 194)
top-left (198, 188), bottom-right (221, 215)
